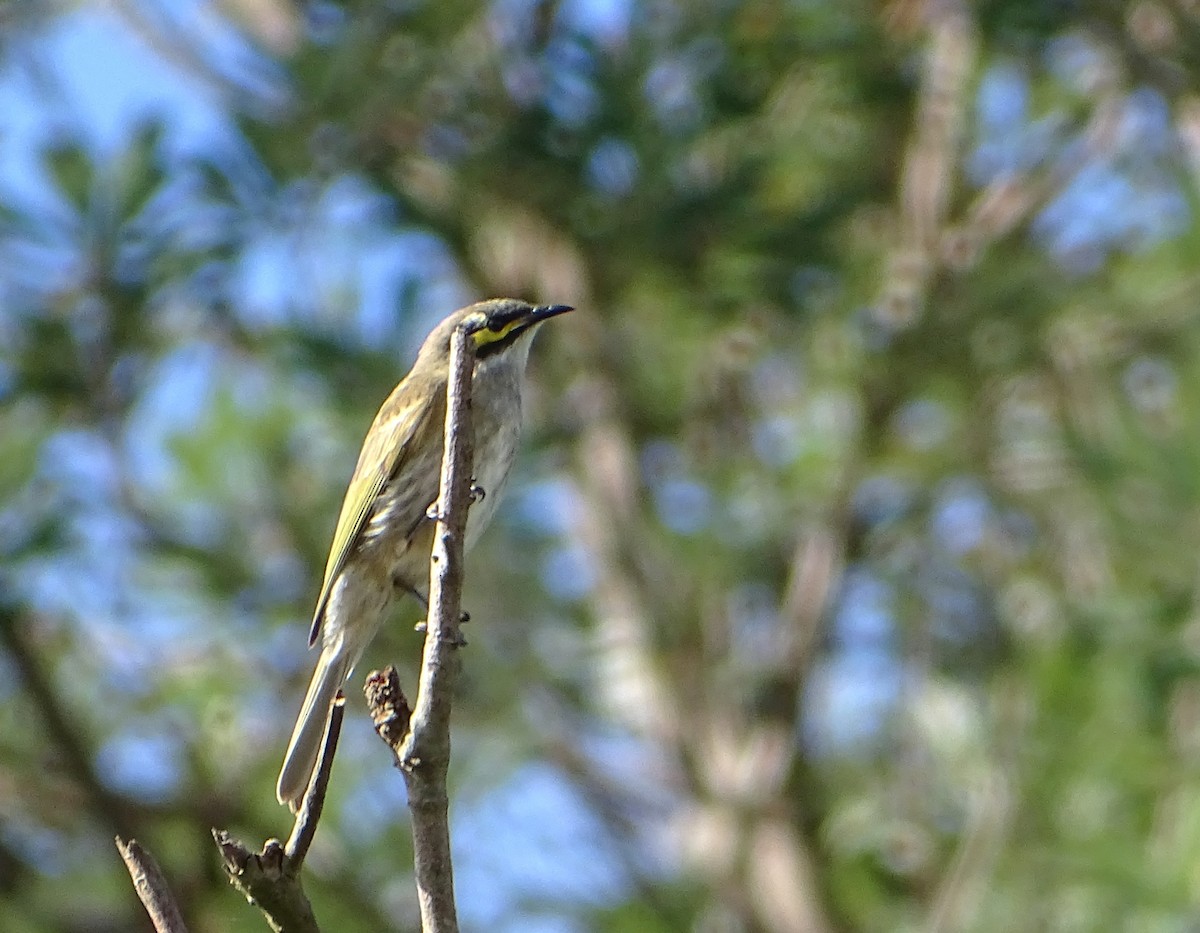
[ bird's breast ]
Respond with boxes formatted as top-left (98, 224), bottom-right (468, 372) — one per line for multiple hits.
top-left (463, 384), bottom-right (522, 550)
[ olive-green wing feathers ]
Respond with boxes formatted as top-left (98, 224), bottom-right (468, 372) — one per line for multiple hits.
top-left (308, 387), bottom-right (443, 646)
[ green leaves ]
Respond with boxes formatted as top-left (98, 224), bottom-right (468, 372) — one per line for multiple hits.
top-left (45, 138), bottom-right (92, 213)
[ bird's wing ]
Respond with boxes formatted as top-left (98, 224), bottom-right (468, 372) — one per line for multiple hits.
top-left (308, 387), bottom-right (444, 646)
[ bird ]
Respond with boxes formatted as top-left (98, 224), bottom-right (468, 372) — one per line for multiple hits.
top-left (277, 298), bottom-right (573, 811)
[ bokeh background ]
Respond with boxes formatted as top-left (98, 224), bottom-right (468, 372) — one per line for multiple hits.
top-left (4, 0), bottom-right (1200, 930)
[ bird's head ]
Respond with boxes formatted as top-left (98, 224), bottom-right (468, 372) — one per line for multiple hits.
top-left (417, 298), bottom-right (573, 369)
top-left (465, 298), bottom-right (574, 359)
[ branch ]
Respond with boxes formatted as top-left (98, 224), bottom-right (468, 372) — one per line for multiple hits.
top-left (366, 318), bottom-right (479, 933)
top-left (0, 610), bottom-right (140, 841)
top-left (285, 692), bottom-right (345, 866)
top-left (116, 837), bottom-right (189, 933)
top-left (210, 693), bottom-right (346, 933)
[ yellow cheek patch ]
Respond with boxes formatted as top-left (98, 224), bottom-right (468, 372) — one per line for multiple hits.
top-left (473, 319), bottom-right (522, 347)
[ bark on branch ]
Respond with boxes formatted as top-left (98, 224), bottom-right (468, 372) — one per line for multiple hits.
top-left (366, 318), bottom-right (478, 933)
top-left (115, 837), bottom-right (189, 933)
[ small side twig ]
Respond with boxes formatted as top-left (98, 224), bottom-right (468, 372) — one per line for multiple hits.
top-left (365, 318), bottom-right (478, 933)
top-left (365, 665), bottom-right (412, 751)
top-left (285, 692), bottom-right (346, 865)
top-left (116, 837), bottom-right (189, 933)
top-left (210, 693), bottom-right (346, 933)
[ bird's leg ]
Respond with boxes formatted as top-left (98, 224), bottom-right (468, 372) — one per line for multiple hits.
top-left (394, 576), bottom-right (428, 612)
top-left (396, 575), bottom-right (470, 633)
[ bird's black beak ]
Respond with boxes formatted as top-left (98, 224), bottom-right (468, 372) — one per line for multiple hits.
top-left (529, 303), bottom-right (574, 324)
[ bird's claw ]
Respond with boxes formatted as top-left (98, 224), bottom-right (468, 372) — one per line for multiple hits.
top-left (426, 486), bottom-right (483, 521)
top-left (413, 618), bottom-right (469, 647)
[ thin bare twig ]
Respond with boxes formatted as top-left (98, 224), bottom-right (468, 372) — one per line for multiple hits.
top-left (116, 837), bottom-right (189, 933)
top-left (366, 318), bottom-right (479, 933)
top-left (285, 692), bottom-right (346, 865)
top-left (403, 319), bottom-right (477, 931)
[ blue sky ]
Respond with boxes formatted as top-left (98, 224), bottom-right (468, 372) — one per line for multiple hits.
top-left (1, 10), bottom-right (226, 195)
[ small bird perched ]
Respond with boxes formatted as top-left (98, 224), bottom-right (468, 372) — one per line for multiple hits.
top-left (277, 298), bottom-right (573, 811)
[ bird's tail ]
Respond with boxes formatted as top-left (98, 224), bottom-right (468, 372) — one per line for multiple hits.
top-left (276, 645), bottom-right (351, 812)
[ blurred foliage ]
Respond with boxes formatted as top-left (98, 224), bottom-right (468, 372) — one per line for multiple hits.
top-left (5, 0), bottom-right (1200, 931)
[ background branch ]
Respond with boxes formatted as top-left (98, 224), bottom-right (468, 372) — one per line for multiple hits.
top-left (0, 610), bottom-right (141, 842)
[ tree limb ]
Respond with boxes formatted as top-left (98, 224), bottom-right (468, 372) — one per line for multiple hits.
top-left (366, 317), bottom-right (479, 933)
